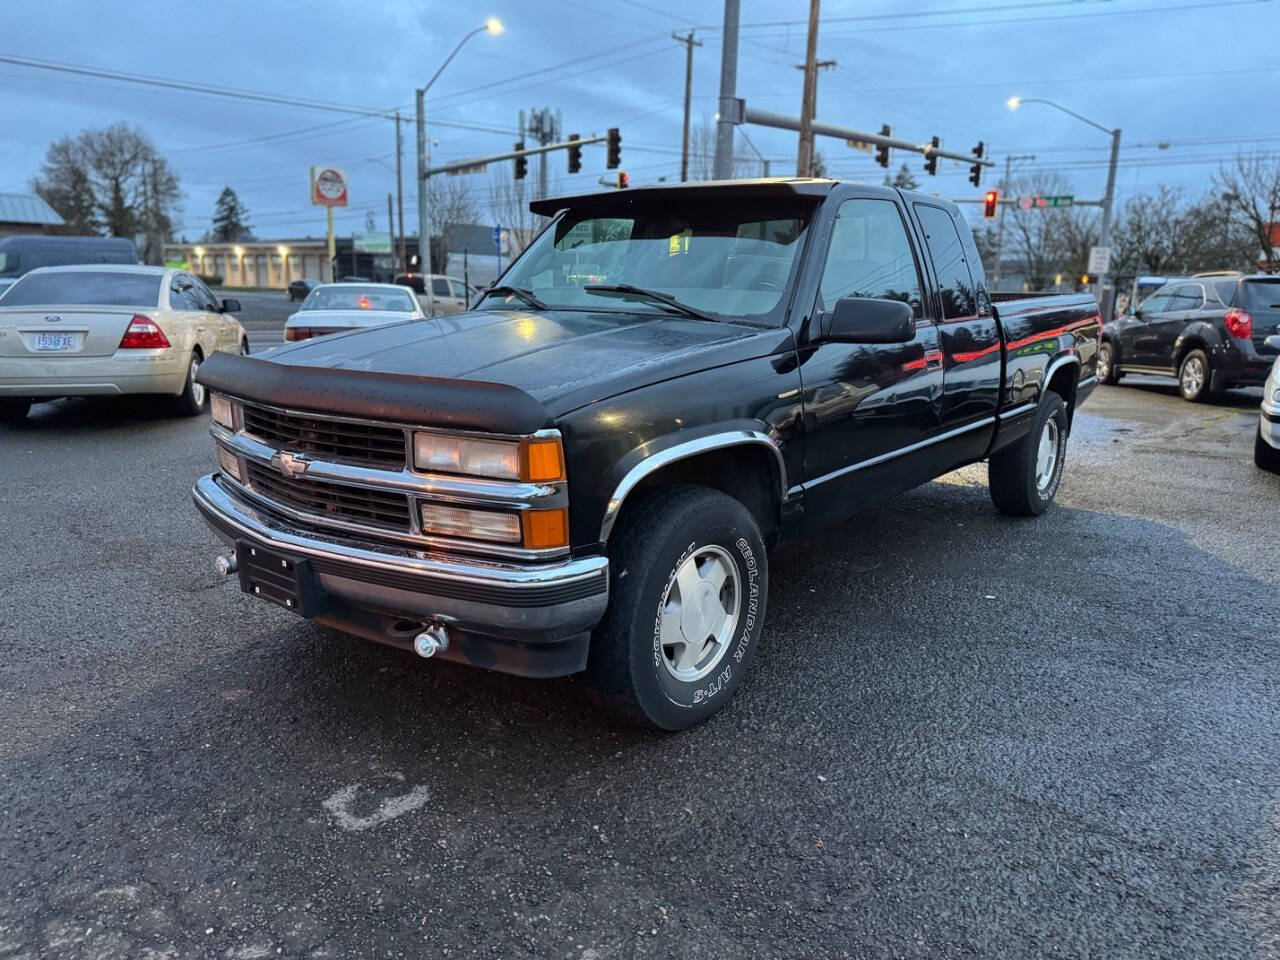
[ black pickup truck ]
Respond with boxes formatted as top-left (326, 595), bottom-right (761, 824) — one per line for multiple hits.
top-left (193, 179), bottom-right (1099, 730)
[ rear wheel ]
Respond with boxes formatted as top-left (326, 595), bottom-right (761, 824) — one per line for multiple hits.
top-left (1178, 349), bottom-right (1218, 402)
top-left (0, 397), bottom-right (31, 425)
top-left (583, 485), bottom-right (768, 731)
top-left (989, 393), bottom-right (1068, 517)
top-left (1256, 425), bottom-right (1280, 473)
top-left (173, 353), bottom-right (207, 417)
top-left (1097, 341), bottom-right (1120, 385)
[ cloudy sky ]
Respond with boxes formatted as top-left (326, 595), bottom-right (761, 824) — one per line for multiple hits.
top-left (1, 0), bottom-right (1276, 242)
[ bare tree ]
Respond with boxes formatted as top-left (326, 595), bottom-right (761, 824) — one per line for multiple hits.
top-left (424, 176), bottom-right (477, 273)
top-left (688, 117), bottom-right (760, 180)
top-left (487, 170), bottom-right (545, 259)
top-left (32, 123), bottom-right (181, 261)
top-left (1214, 150), bottom-right (1280, 268)
top-left (1112, 185), bottom-right (1258, 282)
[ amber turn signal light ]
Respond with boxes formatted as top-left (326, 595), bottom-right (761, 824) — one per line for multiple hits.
top-left (522, 439), bottom-right (565, 483)
top-left (522, 508), bottom-right (568, 549)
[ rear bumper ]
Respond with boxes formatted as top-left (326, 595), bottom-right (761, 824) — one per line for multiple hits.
top-left (192, 474), bottom-right (610, 678)
top-left (1211, 344), bottom-right (1275, 388)
top-left (0, 352), bottom-right (187, 397)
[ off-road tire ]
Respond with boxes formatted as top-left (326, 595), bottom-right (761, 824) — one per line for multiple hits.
top-left (583, 485), bottom-right (769, 731)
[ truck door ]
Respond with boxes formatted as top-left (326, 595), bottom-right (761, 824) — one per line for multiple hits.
top-left (911, 202), bottom-right (1001, 465)
top-left (798, 193), bottom-right (943, 529)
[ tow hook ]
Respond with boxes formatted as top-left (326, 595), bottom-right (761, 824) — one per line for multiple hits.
top-left (413, 622), bottom-right (450, 659)
top-left (214, 551), bottom-right (238, 576)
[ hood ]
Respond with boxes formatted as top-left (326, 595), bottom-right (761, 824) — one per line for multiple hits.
top-left (258, 308), bottom-right (790, 416)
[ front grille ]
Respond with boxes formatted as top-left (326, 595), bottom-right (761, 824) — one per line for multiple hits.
top-left (242, 404), bottom-right (407, 468)
top-left (245, 461), bottom-right (413, 532)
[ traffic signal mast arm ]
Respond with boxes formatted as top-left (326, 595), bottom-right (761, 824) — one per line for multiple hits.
top-left (741, 106), bottom-right (996, 170)
top-left (424, 134), bottom-right (611, 178)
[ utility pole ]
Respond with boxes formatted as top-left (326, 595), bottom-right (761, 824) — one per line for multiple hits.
top-left (993, 152), bottom-right (1036, 289)
top-left (712, 0), bottom-right (740, 180)
top-left (796, 0), bottom-right (821, 177)
top-left (528, 107), bottom-right (561, 200)
top-left (394, 111), bottom-right (406, 274)
top-left (1098, 127), bottom-right (1122, 314)
top-left (795, 57), bottom-right (835, 177)
top-left (386, 193), bottom-right (395, 280)
top-left (416, 88), bottom-right (428, 271)
top-left (673, 31), bottom-right (702, 182)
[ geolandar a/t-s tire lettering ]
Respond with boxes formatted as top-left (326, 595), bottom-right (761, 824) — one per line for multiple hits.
top-left (583, 485), bottom-right (769, 731)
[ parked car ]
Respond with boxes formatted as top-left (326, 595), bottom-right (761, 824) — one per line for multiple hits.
top-left (193, 179), bottom-right (1099, 730)
top-left (287, 278), bottom-right (320, 301)
top-left (393, 272), bottom-right (470, 315)
top-left (1098, 272), bottom-right (1280, 401)
top-left (0, 265), bottom-right (247, 423)
top-left (283, 282), bottom-right (425, 341)
top-left (0, 235), bottom-right (138, 282)
top-left (1256, 335), bottom-right (1280, 473)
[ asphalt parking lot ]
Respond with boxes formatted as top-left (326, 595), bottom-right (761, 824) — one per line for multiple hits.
top-left (1, 378), bottom-right (1278, 958)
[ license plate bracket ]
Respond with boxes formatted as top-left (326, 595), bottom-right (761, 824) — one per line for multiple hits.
top-left (236, 541), bottom-right (327, 617)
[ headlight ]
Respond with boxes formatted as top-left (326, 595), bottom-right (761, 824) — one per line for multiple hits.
top-left (1272, 385), bottom-right (1280, 403)
top-left (421, 504), bottom-right (521, 543)
top-left (211, 393), bottom-right (234, 429)
top-left (413, 432), bottom-right (565, 482)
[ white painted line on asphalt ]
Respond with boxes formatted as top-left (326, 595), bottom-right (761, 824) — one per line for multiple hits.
top-left (321, 775), bottom-right (429, 832)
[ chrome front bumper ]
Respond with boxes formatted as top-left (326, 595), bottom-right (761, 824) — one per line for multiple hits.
top-left (193, 474), bottom-right (610, 676)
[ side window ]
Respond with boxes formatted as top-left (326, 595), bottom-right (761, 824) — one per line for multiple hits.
top-left (818, 198), bottom-right (923, 318)
top-left (431, 277), bottom-right (451, 297)
top-left (914, 203), bottom-right (977, 319)
top-left (1172, 284), bottom-right (1205, 311)
top-left (190, 276), bottom-right (220, 311)
top-left (1140, 289), bottom-right (1174, 314)
top-left (449, 279), bottom-right (468, 299)
top-left (169, 275), bottom-right (199, 311)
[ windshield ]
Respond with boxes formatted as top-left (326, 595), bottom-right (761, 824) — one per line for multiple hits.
top-left (300, 285), bottom-right (418, 312)
top-left (487, 200), bottom-right (815, 324)
top-left (0, 271), bottom-right (162, 307)
top-left (0, 252), bottom-right (14, 276)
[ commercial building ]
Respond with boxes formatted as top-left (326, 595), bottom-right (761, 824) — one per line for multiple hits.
top-left (0, 193), bottom-right (66, 236)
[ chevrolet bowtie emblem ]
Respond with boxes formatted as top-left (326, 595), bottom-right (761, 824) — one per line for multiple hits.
top-left (271, 450), bottom-right (311, 478)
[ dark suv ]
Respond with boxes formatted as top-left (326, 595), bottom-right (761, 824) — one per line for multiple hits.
top-left (1098, 272), bottom-right (1280, 401)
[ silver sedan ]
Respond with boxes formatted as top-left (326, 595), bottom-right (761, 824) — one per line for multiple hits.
top-left (0, 264), bottom-right (247, 423)
top-left (283, 283), bottom-right (425, 342)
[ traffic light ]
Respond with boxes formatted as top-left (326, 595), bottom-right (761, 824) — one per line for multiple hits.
top-left (924, 136), bottom-right (939, 176)
top-left (969, 141), bottom-right (984, 187)
top-left (514, 142), bottom-right (527, 180)
top-left (983, 189), bottom-right (999, 219)
top-left (875, 124), bottom-right (891, 168)
top-left (617, 171), bottom-right (629, 189)
top-left (606, 127), bottom-right (621, 169)
top-left (567, 133), bottom-right (581, 174)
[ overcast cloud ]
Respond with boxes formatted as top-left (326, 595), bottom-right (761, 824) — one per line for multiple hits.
top-left (1, 0), bottom-right (1276, 240)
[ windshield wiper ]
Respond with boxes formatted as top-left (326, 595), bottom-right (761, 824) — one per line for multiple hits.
top-left (483, 284), bottom-right (547, 310)
top-left (583, 284), bottom-right (718, 323)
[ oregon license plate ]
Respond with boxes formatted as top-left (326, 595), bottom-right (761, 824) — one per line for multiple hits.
top-left (34, 333), bottom-right (77, 352)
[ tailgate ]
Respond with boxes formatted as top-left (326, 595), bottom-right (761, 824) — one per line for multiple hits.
top-left (0, 308), bottom-right (136, 358)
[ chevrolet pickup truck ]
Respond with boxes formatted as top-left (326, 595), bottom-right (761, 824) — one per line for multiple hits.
top-left (193, 179), bottom-right (1099, 730)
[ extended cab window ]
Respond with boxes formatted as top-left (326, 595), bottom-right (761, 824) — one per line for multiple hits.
top-left (914, 203), bottom-right (976, 319)
top-left (818, 198), bottom-right (923, 317)
top-left (490, 200), bottom-right (813, 324)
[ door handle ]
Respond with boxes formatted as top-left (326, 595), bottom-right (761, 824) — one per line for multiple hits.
top-left (924, 349), bottom-right (944, 370)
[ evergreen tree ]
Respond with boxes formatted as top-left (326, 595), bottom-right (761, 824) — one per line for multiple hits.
top-left (211, 187), bottom-right (252, 242)
top-left (884, 162), bottom-right (920, 191)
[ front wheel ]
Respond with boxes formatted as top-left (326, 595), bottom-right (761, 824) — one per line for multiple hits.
top-left (989, 393), bottom-right (1069, 516)
top-left (1256, 425), bottom-right (1280, 473)
top-left (1097, 341), bottom-right (1120, 385)
top-left (583, 485), bottom-right (769, 731)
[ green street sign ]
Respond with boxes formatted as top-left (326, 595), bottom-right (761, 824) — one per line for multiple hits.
top-left (1045, 195), bottom-right (1074, 208)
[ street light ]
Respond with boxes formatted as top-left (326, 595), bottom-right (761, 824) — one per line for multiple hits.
top-left (1007, 95), bottom-right (1122, 312)
top-left (416, 18), bottom-right (503, 287)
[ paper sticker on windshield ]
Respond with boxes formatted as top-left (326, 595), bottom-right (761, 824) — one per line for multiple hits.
top-left (668, 229), bottom-right (692, 256)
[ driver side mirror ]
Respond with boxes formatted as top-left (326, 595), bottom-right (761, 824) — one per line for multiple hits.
top-left (220, 298), bottom-right (241, 314)
top-left (819, 297), bottom-right (915, 344)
